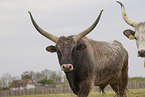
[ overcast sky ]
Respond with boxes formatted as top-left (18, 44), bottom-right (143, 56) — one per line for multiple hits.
top-left (0, 0), bottom-right (145, 78)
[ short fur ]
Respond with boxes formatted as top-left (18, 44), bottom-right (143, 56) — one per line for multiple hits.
top-left (49, 36), bottom-right (128, 97)
top-left (117, 1), bottom-right (145, 57)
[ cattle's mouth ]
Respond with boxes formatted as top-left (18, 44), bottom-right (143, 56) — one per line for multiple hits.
top-left (61, 64), bottom-right (74, 72)
top-left (138, 55), bottom-right (145, 58)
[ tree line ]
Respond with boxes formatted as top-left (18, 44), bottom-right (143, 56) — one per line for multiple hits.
top-left (0, 69), bottom-right (145, 90)
top-left (0, 69), bottom-right (66, 90)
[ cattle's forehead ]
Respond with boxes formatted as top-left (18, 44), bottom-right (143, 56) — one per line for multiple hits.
top-left (56, 36), bottom-right (76, 50)
top-left (134, 22), bottom-right (145, 34)
top-left (134, 22), bottom-right (145, 41)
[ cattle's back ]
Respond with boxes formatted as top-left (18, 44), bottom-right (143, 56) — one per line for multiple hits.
top-left (79, 38), bottom-right (128, 85)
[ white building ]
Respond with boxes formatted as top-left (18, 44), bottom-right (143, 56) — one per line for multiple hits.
top-left (10, 79), bottom-right (35, 90)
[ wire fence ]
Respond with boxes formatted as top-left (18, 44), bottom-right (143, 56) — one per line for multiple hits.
top-left (0, 80), bottom-right (145, 96)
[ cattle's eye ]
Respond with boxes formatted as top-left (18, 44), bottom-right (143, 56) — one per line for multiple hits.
top-left (76, 44), bottom-right (86, 51)
top-left (72, 48), bottom-right (76, 56)
top-left (135, 35), bottom-right (139, 40)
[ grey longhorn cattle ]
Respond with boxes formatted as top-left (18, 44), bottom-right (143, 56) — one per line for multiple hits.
top-left (117, 1), bottom-right (145, 57)
top-left (28, 10), bottom-right (128, 97)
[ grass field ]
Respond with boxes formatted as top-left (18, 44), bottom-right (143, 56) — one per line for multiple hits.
top-left (11, 89), bottom-right (145, 97)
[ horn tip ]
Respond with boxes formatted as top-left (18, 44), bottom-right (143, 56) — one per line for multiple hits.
top-left (101, 9), bottom-right (104, 12)
top-left (116, 1), bottom-right (120, 3)
top-left (116, 1), bottom-right (123, 6)
top-left (28, 11), bottom-right (31, 13)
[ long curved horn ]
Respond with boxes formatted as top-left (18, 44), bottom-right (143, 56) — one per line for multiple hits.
top-left (73, 9), bottom-right (104, 42)
top-left (28, 11), bottom-right (59, 43)
top-left (116, 1), bottom-right (136, 27)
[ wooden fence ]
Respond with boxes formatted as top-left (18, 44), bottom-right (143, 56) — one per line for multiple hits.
top-left (0, 80), bottom-right (145, 97)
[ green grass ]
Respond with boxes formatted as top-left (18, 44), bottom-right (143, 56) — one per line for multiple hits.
top-left (10, 89), bottom-right (145, 97)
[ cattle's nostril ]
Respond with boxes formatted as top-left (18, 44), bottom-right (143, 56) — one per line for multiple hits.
top-left (63, 65), bottom-right (65, 69)
top-left (138, 51), bottom-right (141, 54)
top-left (69, 65), bottom-right (72, 69)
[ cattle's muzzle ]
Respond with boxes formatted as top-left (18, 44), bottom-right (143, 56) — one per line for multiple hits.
top-left (138, 49), bottom-right (145, 57)
top-left (61, 64), bottom-right (74, 72)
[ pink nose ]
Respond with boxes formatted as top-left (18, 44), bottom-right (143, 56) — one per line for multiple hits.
top-left (61, 64), bottom-right (73, 72)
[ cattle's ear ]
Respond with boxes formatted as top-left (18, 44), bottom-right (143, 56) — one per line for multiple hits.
top-left (76, 44), bottom-right (86, 51)
top-left (46, 45), bottom-right (56, 53)
top-left (123, 29), bottom-right (136, 40)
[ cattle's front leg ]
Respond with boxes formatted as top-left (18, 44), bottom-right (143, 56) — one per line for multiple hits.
top-left (78, 81), bottom-right (93, 97)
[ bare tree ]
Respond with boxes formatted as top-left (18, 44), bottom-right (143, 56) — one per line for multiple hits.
top-left (0, 73), bottom-right (19, 88)
top-left (56, 70), bottom-right (64, 83)
top-left (41, 69), bottom-right (52, 79)
top-left (20, 69), bottom-right (64, 84)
